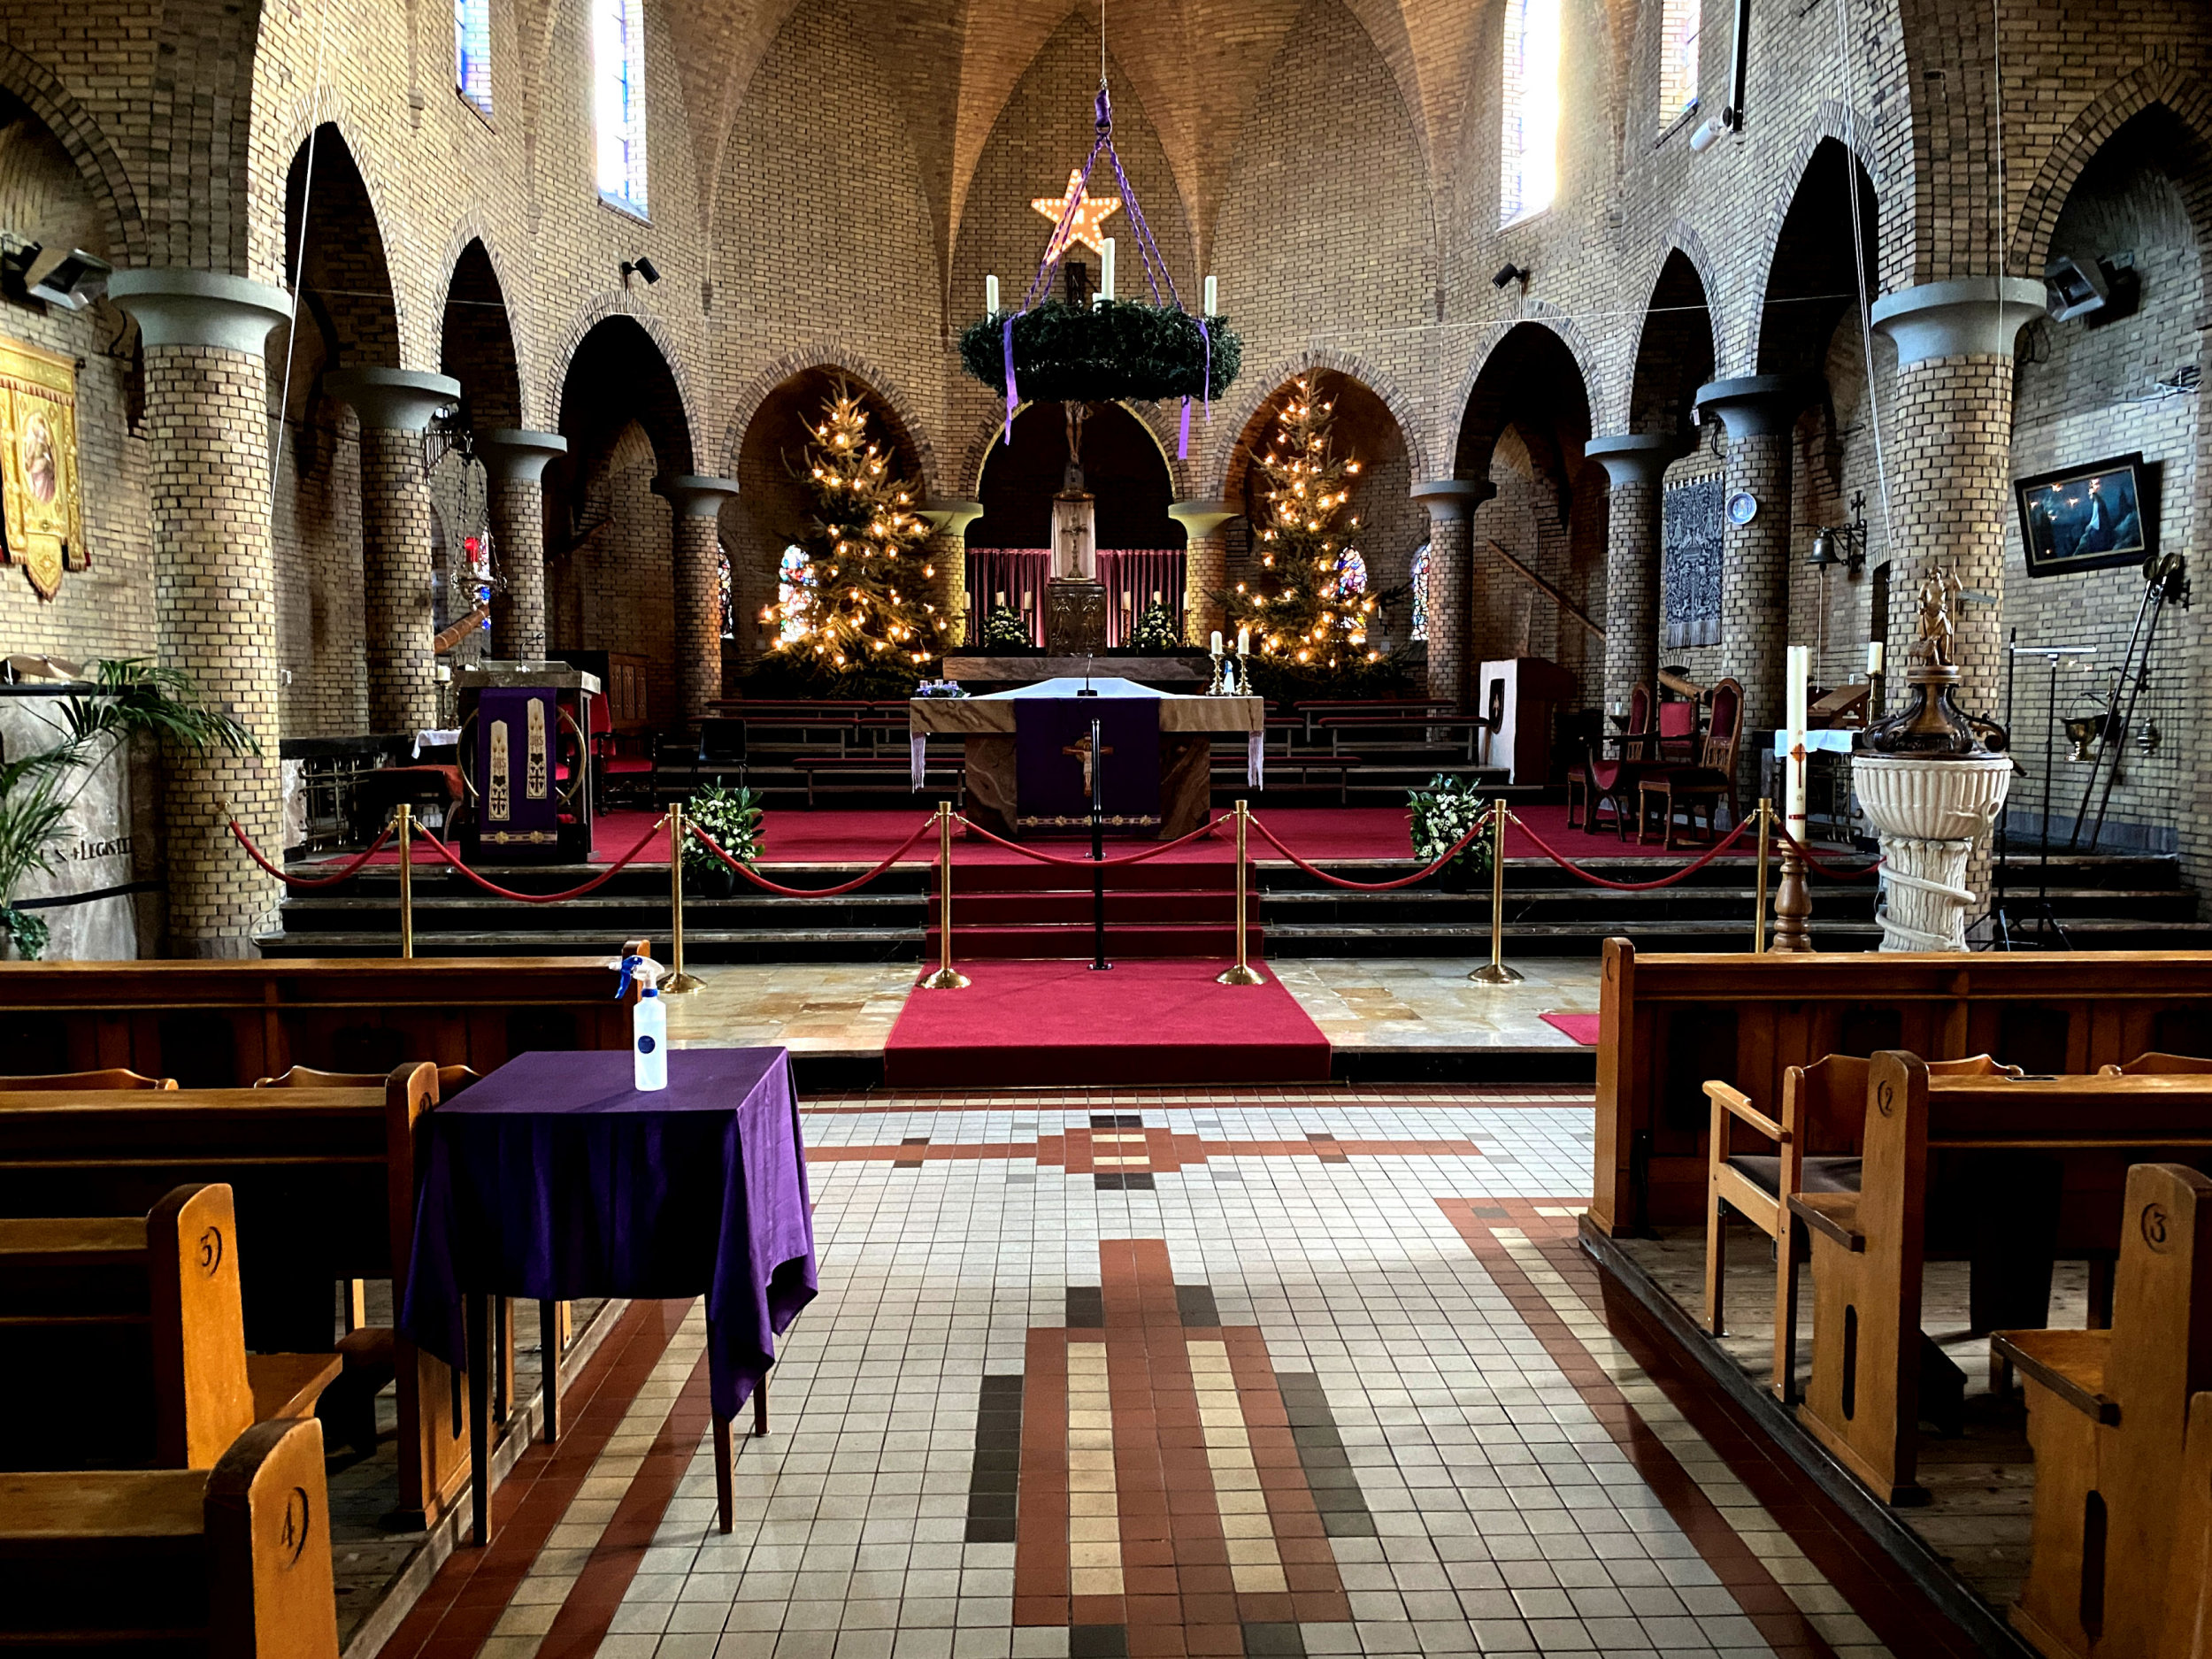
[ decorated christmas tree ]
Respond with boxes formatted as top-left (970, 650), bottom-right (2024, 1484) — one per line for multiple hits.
top-left (763, 383), bottom-right (941, 670)
top-left (1229, 376), bottom-right (1377, 669)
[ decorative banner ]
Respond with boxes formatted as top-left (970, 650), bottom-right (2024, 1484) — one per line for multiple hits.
top-left (476, 687), bottom-right (560, 845)
top-left (0, 334), bottom-right (88, 601)
top-left (1662, 472), bottom-right (1723, 649)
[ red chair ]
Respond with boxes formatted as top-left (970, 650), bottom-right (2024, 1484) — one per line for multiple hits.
top-left (1639, 678), bottom-right (1745, 848)
top-left (1569, 683), bottom-right (1652, 838)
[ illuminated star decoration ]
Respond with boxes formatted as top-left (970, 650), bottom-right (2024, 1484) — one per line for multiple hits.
top-left (1030, 169), bottom-right (1122, 260)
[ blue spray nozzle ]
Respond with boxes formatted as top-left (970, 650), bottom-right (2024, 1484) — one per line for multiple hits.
top-left (613, 954), bottom-right (663, 1000)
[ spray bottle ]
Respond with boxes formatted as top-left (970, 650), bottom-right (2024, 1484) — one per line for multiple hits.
top-left (614, 954), bottom-right (668, 1091)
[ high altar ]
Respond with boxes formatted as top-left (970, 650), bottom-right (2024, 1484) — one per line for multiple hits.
top-left (909, 677), bottom-right (1263, 839)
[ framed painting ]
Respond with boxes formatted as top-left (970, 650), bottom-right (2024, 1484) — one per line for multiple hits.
top-left (2014, 452), bottom-right (2154, 579)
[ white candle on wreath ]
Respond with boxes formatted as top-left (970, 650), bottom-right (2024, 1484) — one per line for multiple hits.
top-left (1203, 274), bottom-right (1217, 316)
top-left (1099, 238), bottom-right (1115, 305)
top-left (986, 274), bottom-right (1000, 314)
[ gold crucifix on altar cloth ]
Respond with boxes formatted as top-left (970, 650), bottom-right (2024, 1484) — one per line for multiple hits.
top-left (1063, 733), bottom-right (1111, 797)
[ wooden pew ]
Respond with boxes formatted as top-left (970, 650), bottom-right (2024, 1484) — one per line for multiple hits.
top-left (0, 1416), bottom-right (339, 1657)
top-left (0, 1064), bottom-right (471, 1527)
top-left (0, 957), bottom-right (630, 1089)
top-left (1993, 1163), bottom-right (2212, 1659)
top-left (0, 1067), bottom-right (175, 1089)
top-left (2162, 1391), bottom-right (2212, 1659)
top-left (0, 1182), bottom-right (338, 1471)
top-left (1788, 1055), bottom-right (2212, 1503)
top-left (1593, 941), bottom-right (2212, 1237)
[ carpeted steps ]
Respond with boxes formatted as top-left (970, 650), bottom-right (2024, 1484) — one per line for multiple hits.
top-left (926, 856), bottom-right (1259, 959)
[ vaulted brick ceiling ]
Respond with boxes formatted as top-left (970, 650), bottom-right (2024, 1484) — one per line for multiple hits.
top-left (667, 0), bottom-right (1508, 273)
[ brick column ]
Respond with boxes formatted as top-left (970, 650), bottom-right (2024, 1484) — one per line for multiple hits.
top-left (1411, 480), bottom-right (1494, 709)
top-left (1168, 498), bottom-right (1238, 647)
top-left (654, 475), bottom-right (739, 723)
top-left (1694, 376), bottom-right (1812, 736)
top-left (1585, 433), bottom-right (1685, 712)
top-left (325, 368), bottom-right (462, 733)
top-left (108, 270), bottom-right (293, 957)
top-left (920, 499), bottom-right (984, 649)
top-left (477, 428), bottom-right (567, 660)
top-left (1870, 279), bottom-right (2046, 717)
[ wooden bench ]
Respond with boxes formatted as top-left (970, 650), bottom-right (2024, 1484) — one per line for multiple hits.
top-left (1592, 941), bottom-right (2212, 1237)
top-left (1786, 1055), bottom-right (2212, 1502)
top-left (0, 1064), bottom-right (471, 1527)
top-left (792, 754), bottom-right (961, 807)
top-left (1319, 713), bottom-right (1490, 763)
top-left (0, 958), bottom-right (630, 1088)
top-left (0, 1181), bottom-right (339, 1471)
top-left (0, 1416), bottom-right (339, 1656)
top-left (1993, 1162), bottom-right (2211, 1659)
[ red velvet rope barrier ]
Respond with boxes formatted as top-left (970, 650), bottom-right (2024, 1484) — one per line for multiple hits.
top-left (1507, 810), bottom-right (1755, 891)
top-left (689, 818), bottom-right (935, 897)
top-left (951, 814), bottom-right (1226, 870)
top-left (411, 816), bottom-right (672, 903)
top-left (1243, 809), bottom-right (1495, 892)
top-left (1771, 824), bottom-right (1886, 878)
top-left (228, 820), bottom-right (396, 887)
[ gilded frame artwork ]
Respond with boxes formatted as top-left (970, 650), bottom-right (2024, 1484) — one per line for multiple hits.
top-left (0, 334), bottom-right (88, 601)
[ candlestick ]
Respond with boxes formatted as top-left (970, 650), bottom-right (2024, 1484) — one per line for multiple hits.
top-left (1203, 274), bottom-right (1217, 316)
top-left (1099, 238), bottom-right (1116, 304)
top-left (986, 274), bottom-right (999, 314)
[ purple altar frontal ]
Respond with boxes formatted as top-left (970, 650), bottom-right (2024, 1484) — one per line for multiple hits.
top-left (402, 1047), bottom-right (816, 1420)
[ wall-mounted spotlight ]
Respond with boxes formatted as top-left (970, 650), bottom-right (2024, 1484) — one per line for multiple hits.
top-left (1492, 264), bottom-right (1531, 290)
top-left (620, 256), bottom-right (661, 287)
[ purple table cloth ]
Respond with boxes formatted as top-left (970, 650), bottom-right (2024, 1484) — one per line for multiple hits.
top-left (401, 1047), bottom-right (816, 1419)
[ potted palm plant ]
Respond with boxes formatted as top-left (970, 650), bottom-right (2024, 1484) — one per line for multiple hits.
top-left (0, 659), bottom-right (256, 959)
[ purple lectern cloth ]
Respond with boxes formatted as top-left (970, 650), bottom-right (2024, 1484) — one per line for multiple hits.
top-left (401, 1047), bottom-right (816, 1420)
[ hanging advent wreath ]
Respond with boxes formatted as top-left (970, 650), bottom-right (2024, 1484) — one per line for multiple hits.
top-left (960, 86), bottom-right (1241, 456)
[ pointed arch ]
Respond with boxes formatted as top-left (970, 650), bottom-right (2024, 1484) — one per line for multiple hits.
top-left (0, 42), bottom-right (147, 267)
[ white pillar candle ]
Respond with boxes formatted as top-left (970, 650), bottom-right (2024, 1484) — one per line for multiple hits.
top-left (995, 589), bottom-right (1005, 606)
top-left (1237, 626), bottom-right (1250, 655)
top-left (1099, 238), bottom-right (1115, 304)
top-left (1786, 643), bottom-right (1811, 841)
top-left (1210, 631), bottom-right (1223, 655)
top-left (986, 274), bottom-right (1000, 314)
top-left (1867, 640), bottom-right (1884, 675)
top-left (1203, 274), bottom-right (1217, 316)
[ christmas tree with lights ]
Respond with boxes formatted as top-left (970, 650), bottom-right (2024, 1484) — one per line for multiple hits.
top-left (763, 382), bottom-right (941, 672)
top-left (1230, 376), bottom-right (1377, 670)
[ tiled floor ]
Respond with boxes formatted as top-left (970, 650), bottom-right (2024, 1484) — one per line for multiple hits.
top-left (662, 963), bottom-right (1600, 1058)
top-left (380, 1088), bottom-right (1983, 1659)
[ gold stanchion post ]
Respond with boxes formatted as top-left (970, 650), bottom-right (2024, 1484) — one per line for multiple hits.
top-left (664, 805), bottom-right (705, 995)
top-left (1217, 800), bottom-right (1265, 986)
top-left (1752, 797), bottom-right (1772, 952)
top-left (396, 803), bottom-right (414, 960)
top-left (1469, 802), bottom-right (1524, 986)
top-left (918, 802), bottom-right (969, 990)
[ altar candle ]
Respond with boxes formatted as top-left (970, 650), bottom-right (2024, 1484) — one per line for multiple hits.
top-left (995, 589), bottom-right (1005, 607)
top-left (1021, 590), bottom-right (1033, 611)
top-left (1237, 627), bottom-right (1249, 655)
top-left (1152, 589), bottom-right (1162, 604)
top-left (986, 273), bottom-right (1000, 314)
top-left (1210, 631), bottom-right (1223, 655)
top-left (1867, 640), bottom-right (1884, 675)
top-left (1100, 238), bottom-right (1116, 304)
top-left (1786, 643), bottom-right (1811, 838)
top-left (1203, 273), bottom-right (1217, 316)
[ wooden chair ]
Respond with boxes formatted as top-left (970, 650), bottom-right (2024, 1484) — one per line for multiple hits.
top-left (1704, 1051), bottom-right (2020, 1402)
top-left (1569, 683), bottom-right (1651, 837)
top-left (1639, 677), bottom-right (1745, 847)
top-left (0, 1416), bottom-right (340, 1657)
top-left (0, 1067), bottom-right (175, 1090)
top-left (1994, 1164), bottom-right (2212, 1659)
top-left (2101, 1052), bottom-right (2212, 1075)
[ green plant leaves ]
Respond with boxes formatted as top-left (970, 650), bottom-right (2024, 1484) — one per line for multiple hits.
top-left (958, 301), bottom-right (1242, 404)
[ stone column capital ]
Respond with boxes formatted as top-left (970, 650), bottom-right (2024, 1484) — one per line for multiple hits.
top-left (654, 474), bottom-right (741, 518)
top-left (1870, 277), bottom-right (2048, 365)
top-left (1584, 432), bottom-right (1687, 489)
top-left (477, 427), bottom-right (568, 484)
top-left (1694, 374), bottom-right (1816, 440)
top-left (325, 367), bottom-right (462, 433)
top-left (920, 498), bottom-right (986, 536)
top-left (1167, 497), bottom-right (1240, 539)
top-left (1410, 478), bottom-right (1495, 523)
top-left (107, 268), bottom-right (292, 355)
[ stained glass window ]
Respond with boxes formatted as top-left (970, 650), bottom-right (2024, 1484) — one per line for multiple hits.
top-left (1500, 0), bottom-right (1561, 225)
top-left (1409, 541), bottom-right (1432, 641)
top-left (455, 0), bottom-right (492, 116)
top-left (1337, 549), bottom-right (1369, 597)
top-left (1660, 0), bottom-right (1701, 127)
top-left (777, 544), bottom-right (814, 643)
top-left (593, 0), bottom-right (649, 216)
top-left (718, 540), bottom-right (734, 638)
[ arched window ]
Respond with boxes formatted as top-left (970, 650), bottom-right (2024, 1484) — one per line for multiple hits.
top-left (777, 544), bottom-right (814, 642)
top-left (1659, 0), bottom-right (1701, 127)
top-left (593, 0), bottom-right (649, 217)
top-left (718, 540), bottom-right (734, 638)
top-left (1409, 541), bottom-right (1432, 641)
top-left (454, 0), bottom-right (492, 116)
top-left (1500, 0), bottom-right (1561, 225)
top-left (1337, 549), bottom-right (1369, 597)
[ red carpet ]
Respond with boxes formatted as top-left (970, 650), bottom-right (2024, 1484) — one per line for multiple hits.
top-left (884, 958), bottom-right (1332, 1087)
top-left (1540, 1011), bottom-right (1601, 1045)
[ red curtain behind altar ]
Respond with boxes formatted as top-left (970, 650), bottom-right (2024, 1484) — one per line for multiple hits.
top-left (965, 550), bottom-right (1185, 648)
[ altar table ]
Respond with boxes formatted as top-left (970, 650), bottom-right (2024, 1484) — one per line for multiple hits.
top-left (401, 1046), bottom-right (816, 1540)
top-left (909, 676), bottom-right (1264, 838)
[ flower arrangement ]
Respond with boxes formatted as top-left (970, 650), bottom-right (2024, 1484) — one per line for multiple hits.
top-left (1407, 774), bottom-right (1494, 879)
top-left (1129, 600), bottom-right (1180, 651)
top-left (683, 783), bottom-right (764, 879)
top-left (981, 603), bottom-right (1033, 650)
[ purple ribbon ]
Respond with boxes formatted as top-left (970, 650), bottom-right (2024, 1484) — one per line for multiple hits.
top-left (1002, 316), bottom-right (1018, 444)
top-left (1179, 396), bottom-right (1190, 460)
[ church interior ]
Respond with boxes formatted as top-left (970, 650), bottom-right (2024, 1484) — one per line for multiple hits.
top-left (4, 0), bottom-right (2212, 1653)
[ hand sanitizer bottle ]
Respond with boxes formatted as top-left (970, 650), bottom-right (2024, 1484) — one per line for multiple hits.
top-left (618, 955), bottom-right (668, 1091)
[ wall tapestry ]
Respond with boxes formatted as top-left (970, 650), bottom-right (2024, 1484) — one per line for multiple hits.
top-left (0, 335), bottom-right (88, 601)
top-left (1662, 472), bottom-right (1722, 649)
